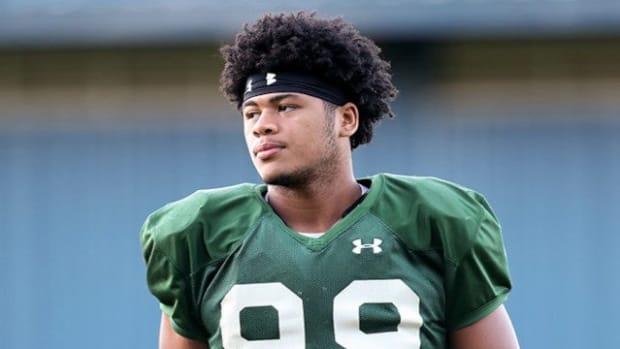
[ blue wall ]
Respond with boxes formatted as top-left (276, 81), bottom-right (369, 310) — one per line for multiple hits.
top-left (1, 104), bottom-right (618, 348)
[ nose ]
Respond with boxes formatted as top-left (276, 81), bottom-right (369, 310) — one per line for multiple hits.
top-left (252, 109), bottom-right (279, 137)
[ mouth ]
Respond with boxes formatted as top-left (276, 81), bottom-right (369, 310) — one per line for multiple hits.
top-left (253, 142), bottom-right (285, 160)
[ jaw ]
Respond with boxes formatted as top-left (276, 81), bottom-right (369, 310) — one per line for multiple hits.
top-left (263, 168), bottom-right (315, 188)
top-left (257, 151), bottom-right (344, 190)
top-left (254, 160), bottom-right (308, 188)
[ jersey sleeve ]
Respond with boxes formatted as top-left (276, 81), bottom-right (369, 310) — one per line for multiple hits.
top-left (444, 191), bottom-right (512, 330)
top-left (140, 198), bottom-right (210, 343)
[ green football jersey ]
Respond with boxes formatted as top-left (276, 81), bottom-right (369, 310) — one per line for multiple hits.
top-left (140, 173), bottom-right (512, 349)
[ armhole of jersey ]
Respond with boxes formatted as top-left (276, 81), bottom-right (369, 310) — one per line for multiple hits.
top-left (449, 291), bottom-right (509, 330)
top-left (164, 309), bottom-right (210, 343)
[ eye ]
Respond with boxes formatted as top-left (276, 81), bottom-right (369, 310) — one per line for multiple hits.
top-left (243, 110), bottom-right (260, 120)
top-left (278, 104), bottom-right (297, 113)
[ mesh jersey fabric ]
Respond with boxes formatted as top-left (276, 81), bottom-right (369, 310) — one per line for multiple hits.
top-left (140, 173), bottom-right (512, 348)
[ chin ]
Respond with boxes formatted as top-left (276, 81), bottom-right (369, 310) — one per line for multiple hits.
top-left (260, 171), bottom-right (290, 186)
top-left (261, 169), bottom-right (311, 188)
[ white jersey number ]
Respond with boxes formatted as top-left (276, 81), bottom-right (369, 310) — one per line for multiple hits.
top-left (220, 283), bottom-right (305, 348)
top-left (219, 279), bottom-right (422, 349)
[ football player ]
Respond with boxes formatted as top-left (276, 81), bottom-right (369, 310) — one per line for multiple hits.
top-left (141, 12), bottom-right (520, 349)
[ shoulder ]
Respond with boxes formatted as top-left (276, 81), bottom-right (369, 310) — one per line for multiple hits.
top-left (369, 173), bottom-right (498, 258)
top-left (374, 173), bottom-right (491, 217)
top-left (141, 184), bottom-right (259, 240)
top-left (140, 183), bottom-right (267, 268)
top-left (368, 174), bottom-right (511, 330)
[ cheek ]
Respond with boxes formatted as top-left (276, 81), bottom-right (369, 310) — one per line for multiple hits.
top-left (243, 127), bottom-right (254, 149)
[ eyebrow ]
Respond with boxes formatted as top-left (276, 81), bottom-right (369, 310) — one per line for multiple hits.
top-left (241, 93), bottom-right (298, 109)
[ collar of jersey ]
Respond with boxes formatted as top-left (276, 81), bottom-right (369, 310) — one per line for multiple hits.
top-left (250, 174), bottom-right (384, 250)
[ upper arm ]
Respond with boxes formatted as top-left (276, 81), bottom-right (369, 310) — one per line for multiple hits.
top-left (141, 206), bottom-right (210, 342)
top-left (159, 313), bottom-right (209, 349)
top-left (449, 305), bottom-right (520, 349)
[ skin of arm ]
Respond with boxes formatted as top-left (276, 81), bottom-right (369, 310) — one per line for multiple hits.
top-left (159, 313), bottom-right (209, 349)
top-left (449, 305), bottom-right (520, 349)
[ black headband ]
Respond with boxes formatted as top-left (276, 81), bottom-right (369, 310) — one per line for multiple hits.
top-left (242, 72), bottom-right (348, 106)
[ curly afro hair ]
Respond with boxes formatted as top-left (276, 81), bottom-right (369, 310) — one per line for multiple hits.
top-left (220, 12), bottom-right (398, 149)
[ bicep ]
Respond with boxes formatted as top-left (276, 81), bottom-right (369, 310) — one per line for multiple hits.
top-left (449, 305), bottom-right (520, 349)
top-left (159, 313), bottom-right (209, 349)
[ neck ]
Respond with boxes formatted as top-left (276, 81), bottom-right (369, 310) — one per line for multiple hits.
top-left (266, 172), bottom-right (361, 233)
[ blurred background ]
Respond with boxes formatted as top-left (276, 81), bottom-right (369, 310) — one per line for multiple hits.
top-left (1, 1), bottom-right (619, 348)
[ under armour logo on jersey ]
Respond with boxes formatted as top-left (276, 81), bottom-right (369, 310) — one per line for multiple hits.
top-left (266, 72), bottom-right (277, 85)
top-left (352, 238), bottom-right (383, 254)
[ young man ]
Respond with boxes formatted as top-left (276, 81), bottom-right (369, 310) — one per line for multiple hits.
top-left (141, 12), bottom-right (520, 349)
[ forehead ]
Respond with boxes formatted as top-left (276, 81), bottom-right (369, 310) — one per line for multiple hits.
top-left (242, 92), bottom-right (323, 108)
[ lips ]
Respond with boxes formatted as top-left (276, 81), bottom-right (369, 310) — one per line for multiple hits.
top-left (253, 142), bottom-right (285, 160)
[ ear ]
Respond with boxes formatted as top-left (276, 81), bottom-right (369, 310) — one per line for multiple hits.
top-left (337, 102), bottom-right (359, 138)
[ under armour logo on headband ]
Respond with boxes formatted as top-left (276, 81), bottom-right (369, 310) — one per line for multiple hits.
top-left (266, 73), bottom-right (277, 85)
top-left (242, 72), bottom-right (348, 106)
top-left (246, 72), bottom-right (277, 93)
top-left (245, 78), bottom-right (253, 93)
